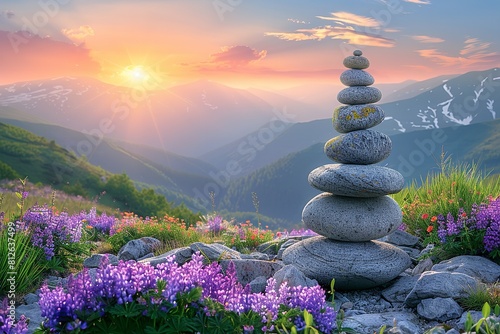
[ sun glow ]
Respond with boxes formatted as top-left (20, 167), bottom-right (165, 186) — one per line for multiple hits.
top-left (121, 65), bottom-right (152, 87)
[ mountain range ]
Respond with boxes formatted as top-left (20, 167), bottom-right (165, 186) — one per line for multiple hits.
top-left (1, 67), bottom-right (499, 227)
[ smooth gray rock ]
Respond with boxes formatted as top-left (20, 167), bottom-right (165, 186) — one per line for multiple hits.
top-left (282, 236), bottom-right (411, 290)
top-left (249, 276), bottom-right (268, 293)
top-left (337, 86), bottom-right (382, 105)
top-left (340, 69), bottom-right (374, 86)
top-left (140, 246), bottom-right (193, 266)
top-left (342, 312), bottom-right (420, 334)
top-left (277, 239), bottom-right (300, 259)
top-left (83, 253), bottom-right (119, 268)
top-left (137, 252), bottom-right (154, 261)
top-left (417, 298), bottom-right (463, 321)
top-left (302, 193), bottom-right (402, 242)
top-left (273, 264), bottom-right (318, 289)
top-left (16, 303), bottom-right (43, 334)
top-left (343, 53), bottom-right (370, 69)
top-left (117, 237), bottom-right (161, 261)
top-left (190, 242), bottom-right (241, 262)
top-left (405, 271), bottom-right (478, 307)
top-left (219, 259), bottom-right (283, 286)
top-left (379, 230), bottom-right (419, 247)
top-left (333, 104), bottom-right (384, 133)
top-left (308, 164), bottom-right (404, 197)
top-left (411, 258), bottom-right (434, 276)
top-left (381, 276), bottom-right (420, 303)
top-left (23, 293), bottom-right (39, 305)
top-left (431, 255), bottom-right (500, 283)
top-left (324, 129), bottom-right (392, 165)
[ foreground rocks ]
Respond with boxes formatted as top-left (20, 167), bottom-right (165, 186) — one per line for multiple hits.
top-left (16, 233), bottom-right (500, 334)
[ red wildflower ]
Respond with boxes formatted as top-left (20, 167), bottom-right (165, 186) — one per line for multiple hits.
top-left (431, 216), bottom-right (437, 222)
top-left (427, 225), bottom-right (434, 233)
top-left (421, 213), bottom-right (429, 220)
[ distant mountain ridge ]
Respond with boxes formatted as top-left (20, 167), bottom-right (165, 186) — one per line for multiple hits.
top-left (205, 68), bottom-right (500, 176)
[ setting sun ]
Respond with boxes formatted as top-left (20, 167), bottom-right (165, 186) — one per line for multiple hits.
top-left (121, 65), bottom-right (151, 85)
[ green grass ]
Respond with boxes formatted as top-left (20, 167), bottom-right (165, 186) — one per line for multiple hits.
top-left (459, 283), bottom-right (500, 311)
top-left (392, 155), bottom-right (500, 240)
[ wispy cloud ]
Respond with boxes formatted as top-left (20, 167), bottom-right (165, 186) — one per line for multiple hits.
top-left (317, 12), bottom-right (380, 28)
top-left (418, 37), bottom-right (499, 68)
top-left (412, 35), bottom-right (444, 43)
top-left (404, 0), bottom-right (431, 4)
top-left (460, 38), bottom-right (491, 56)
top-left (266, 25), bottom-right (395, 47)
top-left (266, 10), bottom-right (395, 48)
top-left (61, 25), bottom-right (95, 42)
top-left (209, 45), bottom-right (266, 68)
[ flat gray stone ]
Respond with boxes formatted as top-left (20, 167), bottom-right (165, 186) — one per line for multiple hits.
top-left (457, 311), bottom-right (483, 331)
top-left (302, 193), bottom-right (403, 242)
top-left (378, 230), bottom-right (419, 247)
top-left (381, 275), bottom-right (420, 303)
top-left (249, 276), bottom-right (268, 293)
top-left (431, 255), bottom-right (500, 283)
top-left (343, 54), bottom-right (370, 69)
top-left (340, 69), bottom-right (374, 86)
top-left (308, 164), bottom-right (404, 197)
top-left (324, 129), bottom-right (392, 165)
top-left (342, 312), bottom-right (419, 334)
top-left (282, 236), bottom-right (411, 290)
top-left (117, 237), bottom-right (161, 261)
top-left (240, 252), bottom-right (270, 261)
top-left (333, 104), bottom-right (384, 133)
top-left (417, 297), bottom-right (463, 321)
top-left (411, 258), bottom-right (434, 276)
top-left (337, 86), bottom-right (382, 105)
top-left (405, 271), bottom-right (478, 307)
top-left (140, 246), bottom-right (193, 266)
top-left (16, 303), bottom-right (44, 334)
top-left (219, 259), bottom-right (283, 286)
top-left (83, 253), bottom-right (119, 268)
top-left (273, 264), bottom-right (318, 289)
top-left (190, 242), bottom-right (241, 262)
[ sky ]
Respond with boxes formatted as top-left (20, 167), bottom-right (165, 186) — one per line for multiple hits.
top-left (1, 0), bottom-right (499, 89)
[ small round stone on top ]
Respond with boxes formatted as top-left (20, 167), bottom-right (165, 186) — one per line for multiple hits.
top-left (353, 50), bottom-right (363, 56)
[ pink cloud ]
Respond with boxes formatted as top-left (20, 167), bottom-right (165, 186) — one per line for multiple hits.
top-left (412, 35), bottom-right (444, 43)
top-left (404, 0), bottom-right (431, 4)
top-left (209, 45), bottom-right (267, 68)
top-left (61, 25), bottom-right (95, 43)
top-left (0, 30), bottom-right (100, 84)
top-left (418, 38), bottom-right (499, 68)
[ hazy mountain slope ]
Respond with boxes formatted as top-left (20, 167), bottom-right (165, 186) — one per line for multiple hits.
top-left (220, 119), bottom-right (500, 223)
top-left (201, 119), bottom-right (331, 176)
top-left (0, 77), bottom-right (294, 156)
top-left (382, 74), bottom-right (458, 103)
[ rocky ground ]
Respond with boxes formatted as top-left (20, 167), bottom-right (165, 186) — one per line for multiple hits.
top-left (14, 231), bottom-right (500, 334)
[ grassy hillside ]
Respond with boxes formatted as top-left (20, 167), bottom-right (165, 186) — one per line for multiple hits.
top-left (0, 122), bottom-right (107, 197)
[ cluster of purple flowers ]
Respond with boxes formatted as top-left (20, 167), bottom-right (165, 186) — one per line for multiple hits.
top-left (77, 207), bottom-right (116, 235)
top-left (18, 205), bottom-right (84, 260)
top-left (205, 215), bottom-right (225, 234)
top-left (437, 196), bottom-right (500, 253)
top-left (39, 253), bottom-right (336, 333)
top-left (276, 228), bottom-right (318, 239)
top-left (0, 299), bottom-right (29, 334)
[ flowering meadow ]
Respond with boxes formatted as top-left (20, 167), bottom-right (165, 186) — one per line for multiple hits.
top-left (1, 160), bottom-right (500, 333)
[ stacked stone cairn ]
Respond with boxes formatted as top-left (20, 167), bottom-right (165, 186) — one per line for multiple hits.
top-left (283, 50), bottom-right (411, 290)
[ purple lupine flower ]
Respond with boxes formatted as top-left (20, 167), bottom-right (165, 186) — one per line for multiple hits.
top-left (0, 298), bottom-right (29, 334)
top-left (207, 215), bottom-right (224, 234)
top-left (79, 208), bottom-right (116, 235)
top-left (445, 212), bottom-right (461, 236)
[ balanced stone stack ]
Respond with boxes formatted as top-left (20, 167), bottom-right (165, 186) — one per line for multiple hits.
top-left (283, 50), bottom-right (411, 290)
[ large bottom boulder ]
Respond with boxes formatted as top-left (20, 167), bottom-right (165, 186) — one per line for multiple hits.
top-left (282, 236), bottom-right (411, 290)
